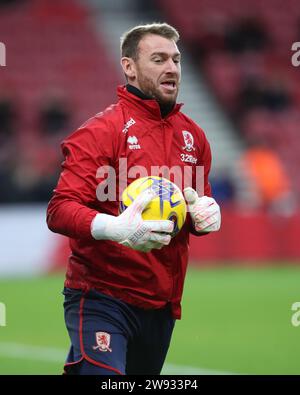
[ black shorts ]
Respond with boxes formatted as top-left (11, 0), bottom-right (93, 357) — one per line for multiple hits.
top-left (63, 287), bottom-right (175, 375)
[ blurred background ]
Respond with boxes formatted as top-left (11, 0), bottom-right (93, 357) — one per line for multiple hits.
top-left (0, 0), bottom-right (300, 375)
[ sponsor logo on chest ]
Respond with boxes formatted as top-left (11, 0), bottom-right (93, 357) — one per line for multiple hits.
top-left (180, 153), bottom-right (198, 164)
top-left (127, 135), bottom-right (141, 150)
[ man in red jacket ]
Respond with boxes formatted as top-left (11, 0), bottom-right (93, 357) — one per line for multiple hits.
top-left (47, 23), bottom-right (221, 375)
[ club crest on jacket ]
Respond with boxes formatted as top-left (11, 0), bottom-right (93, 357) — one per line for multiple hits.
top-left (182, 130), bottom-right (195, 152)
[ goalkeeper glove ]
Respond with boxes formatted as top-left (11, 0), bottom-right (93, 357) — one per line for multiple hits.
top-left (183, 187), bottom-right (221, 233)
top-left (91, 188), bottom-right (174, 252)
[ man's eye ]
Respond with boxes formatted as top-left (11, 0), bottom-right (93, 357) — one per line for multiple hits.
top-left (153, 58), bottom-right (163, 63)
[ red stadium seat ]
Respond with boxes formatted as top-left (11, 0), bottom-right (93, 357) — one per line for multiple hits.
top-left (0, 0), bottom-right (119, 145)
top-left (157, 0), bottom-right (300, 198)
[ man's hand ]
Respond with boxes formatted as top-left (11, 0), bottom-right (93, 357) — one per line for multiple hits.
top-left (91, 189), bottom-right (174, 252)
top-left (183, 187), bottom-right (221, 233)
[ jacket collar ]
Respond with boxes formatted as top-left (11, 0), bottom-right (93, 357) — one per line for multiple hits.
top-left (117, 85), bottom-right (183, 121)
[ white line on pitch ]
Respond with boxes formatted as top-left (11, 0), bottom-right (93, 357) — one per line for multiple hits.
top-left (0, 342), bottom-right (236, 375)
top-left (0, 342), bottom-right (66, 363)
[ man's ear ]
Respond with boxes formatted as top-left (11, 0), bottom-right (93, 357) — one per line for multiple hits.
top-left (121, 57), bottom-right (136, 81)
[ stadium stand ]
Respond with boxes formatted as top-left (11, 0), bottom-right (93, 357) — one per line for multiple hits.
top-left (157, 0), bottom-right (300, 203)
top-left (0, 0), bottom-right (119, 202)
top-left (0, 0), bottom-right (299, 266)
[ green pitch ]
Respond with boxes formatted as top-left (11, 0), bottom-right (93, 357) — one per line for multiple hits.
top-left (0, 265), bottom-right (300, 375)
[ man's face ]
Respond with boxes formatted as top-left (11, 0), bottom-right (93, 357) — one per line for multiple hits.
top-left (126, 34), bottom-right (181, 107)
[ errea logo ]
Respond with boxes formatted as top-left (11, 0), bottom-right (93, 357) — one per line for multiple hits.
top-left (127, 136), bottom-right (141, 150)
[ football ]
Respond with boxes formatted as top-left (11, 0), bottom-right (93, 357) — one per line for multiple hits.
top-left (120, 176), bottom-right (187, 237)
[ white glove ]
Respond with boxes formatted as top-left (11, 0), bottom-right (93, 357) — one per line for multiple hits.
top-left (91, 188), bottom-right (174, 252)
top-left (183, 187), bottom-right (221, 233)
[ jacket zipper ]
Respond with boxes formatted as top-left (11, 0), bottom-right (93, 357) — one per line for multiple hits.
top-left (161, 119), bottom-right (175, 302)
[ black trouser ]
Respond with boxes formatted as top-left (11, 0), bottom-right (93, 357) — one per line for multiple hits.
top-left (63, 288), bottom-right (175, 375)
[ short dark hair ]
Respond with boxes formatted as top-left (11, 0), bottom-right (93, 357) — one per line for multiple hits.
top-left (120, 23), bottom-right (180, 60)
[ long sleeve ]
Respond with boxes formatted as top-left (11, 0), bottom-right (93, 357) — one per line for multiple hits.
top-left (47, 126), bottom-right (111, 240)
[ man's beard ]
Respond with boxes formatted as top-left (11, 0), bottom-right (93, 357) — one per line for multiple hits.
top-left (136, 74), bottom-right (178, 109)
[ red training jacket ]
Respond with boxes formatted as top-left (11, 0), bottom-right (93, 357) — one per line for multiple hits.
top-left (47, 85), bottom-right (212, 319)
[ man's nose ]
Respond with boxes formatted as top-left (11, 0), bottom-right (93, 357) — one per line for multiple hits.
top-left (165, 58), bottom-right (179, 74)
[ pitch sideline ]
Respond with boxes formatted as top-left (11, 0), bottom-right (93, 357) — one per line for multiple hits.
top-left (0, 342), bottom-right (235, 375)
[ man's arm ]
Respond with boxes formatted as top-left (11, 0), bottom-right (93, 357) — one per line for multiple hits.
top-left (47, 126), bottom-right (174, 252)
top-left (47, 127), bottom-right (104, 240)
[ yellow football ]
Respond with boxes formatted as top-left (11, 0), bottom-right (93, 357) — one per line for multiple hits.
top-left (120, 176), bottom-right (187, 237)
